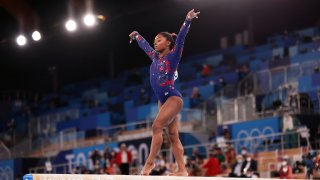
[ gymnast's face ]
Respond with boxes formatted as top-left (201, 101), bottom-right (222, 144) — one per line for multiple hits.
top-left (154, 34), bottom-right (171, 52)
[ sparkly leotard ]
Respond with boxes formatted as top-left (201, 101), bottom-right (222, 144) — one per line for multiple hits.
top-left (134, 19), bottom-right (191, 104)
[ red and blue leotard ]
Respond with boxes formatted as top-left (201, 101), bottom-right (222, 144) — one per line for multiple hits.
top-left (133, 19), bottom-right (191, 104)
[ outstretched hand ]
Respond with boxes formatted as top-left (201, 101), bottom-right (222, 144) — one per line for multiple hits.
top-left (186, 9), bottom-right (200, 21)
top-left (129, 31), bottom-right (138, 43)
top-left (129, 31), bottom-right (138, 39)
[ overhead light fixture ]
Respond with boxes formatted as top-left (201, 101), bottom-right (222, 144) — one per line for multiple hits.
top-left (65, 19), bottom-right (77, 32)
top-left (83, 14), bottom-right (96, 27)
top-left (32, 30), bottom-right (41, 41)
top-left (16, 35), bottom-right (27, 46)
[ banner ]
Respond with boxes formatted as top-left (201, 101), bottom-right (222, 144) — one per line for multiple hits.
top-left (231, 117), bottom-right (280, 153)
top-left (0, 159), bottom-right (13, 180)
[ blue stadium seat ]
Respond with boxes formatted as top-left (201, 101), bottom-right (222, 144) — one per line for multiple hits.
top-left (206, 54), bottom-right (223, 67)
top-left (299, 75), bottom-right (313, 92)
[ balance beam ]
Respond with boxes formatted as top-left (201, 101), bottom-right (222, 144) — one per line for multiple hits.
top-left (23, 174), bottom-right (275, 180)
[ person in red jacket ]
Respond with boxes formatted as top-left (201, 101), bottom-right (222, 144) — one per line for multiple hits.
top-left (201, 63), bottom-right (211, 77)
top-left (202, 151), bottom-right (220, 176)
top-left (279, 157), bottom-right (293, 179)
top-left (116, 143), bottom-right (132, 175)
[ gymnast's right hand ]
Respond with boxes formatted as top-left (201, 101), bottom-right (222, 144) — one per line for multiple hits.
top-left (129, 31), bottom-right (138, 43)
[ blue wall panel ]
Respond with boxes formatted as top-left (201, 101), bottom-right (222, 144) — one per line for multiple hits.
top-left (97, 112), bottom-right (110, 127)
top-left (199, 84), bottom-right (215, 99)
top-left (312, 73), bottom-right (320, 86)
top-left (0, 159), bottom-right (14, 180)
top-left (231, 117), bottom-right (280, 153)
top-left (299, 75), bottom-right (313, 92)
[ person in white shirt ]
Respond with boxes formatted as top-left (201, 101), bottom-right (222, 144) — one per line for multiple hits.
top-left (229, 155), bottom-right (244, 177)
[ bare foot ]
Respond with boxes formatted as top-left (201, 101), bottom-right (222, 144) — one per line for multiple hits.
top-left (168, 170), bottom-right (188, 176)
top-left (140, 162), bottom-right (155, 175)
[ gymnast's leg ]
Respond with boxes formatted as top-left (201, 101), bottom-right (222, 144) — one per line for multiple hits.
top-left (166, 114), bottom-right (188, 176)
top-left (140, 96), bottom-right (183, 175)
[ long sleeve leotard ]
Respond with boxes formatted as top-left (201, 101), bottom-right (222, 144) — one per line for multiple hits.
top-left (134, 19), bottom-right (191, 104)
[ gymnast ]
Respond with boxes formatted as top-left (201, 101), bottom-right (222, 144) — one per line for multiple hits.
top-left (129, 9), bottom-right (200, 176)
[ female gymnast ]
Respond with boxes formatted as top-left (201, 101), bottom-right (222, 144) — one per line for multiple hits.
top-left (129, 9), bottom-right (200, 176)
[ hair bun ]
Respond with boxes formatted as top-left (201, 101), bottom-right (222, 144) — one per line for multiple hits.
top-left (171, 33), bottom-right (177, 37)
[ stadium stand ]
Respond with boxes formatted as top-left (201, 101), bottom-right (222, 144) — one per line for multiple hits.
top-left (1, 25), bottom-right (320, 179)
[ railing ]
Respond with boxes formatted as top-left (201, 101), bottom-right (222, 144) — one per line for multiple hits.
top-left (0, 108), bottom-right (204, 159)
top-left (238, 60), bottom-right (320, 97)
top-left (30, 108), bottom-right (80, 137)
top-left (30, 162), bottom-right (70, 174)
top-left (28, 128), bottom-right (310, 175)
top-left (213, 94), bottom-right (257, 124)
top-left (211, 59), bottom-right (320, 125)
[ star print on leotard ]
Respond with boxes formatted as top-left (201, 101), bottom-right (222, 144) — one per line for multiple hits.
top-left (134, 19), bottom-right (191, 104)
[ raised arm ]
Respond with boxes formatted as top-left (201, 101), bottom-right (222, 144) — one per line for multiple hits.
top-left (129, 31), bottom-right (157, 61)
top-left (172, 9), bottom-right (200, 57)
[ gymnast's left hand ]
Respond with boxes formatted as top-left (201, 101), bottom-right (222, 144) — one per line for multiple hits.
top-left (186, 9), bottom-right (200, 21)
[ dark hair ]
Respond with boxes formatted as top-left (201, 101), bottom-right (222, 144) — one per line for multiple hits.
top-left (158, 32), bottom-right (176, 49)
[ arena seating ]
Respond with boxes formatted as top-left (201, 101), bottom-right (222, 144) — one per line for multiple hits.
top-left (1, 26), bottom-right (320, 179)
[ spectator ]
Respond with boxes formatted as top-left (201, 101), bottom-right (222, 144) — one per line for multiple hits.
top-left (189, 148), bottom-right (204, 176)
top-left (109, 150), bottom-right (117, 166)
top-left (103, 161), bottom-right (114, 175)
top-left (128, 145), bottom-right (138, 168)
top-left (201, 63), bottom-right (211, 77)
top-left (213, 147), bottom-right (226, 164)
top-left (225, 146), bottom-right (237, 166)
top-left (279, 157), bottom-right (293, 179)
top-left (218, 77), bottom-right (227, 97)
top-left (287, 85), bottom-right (298, 111)
top-left (185, 157), bottom-right (196, 176)
top-left (72, 166), bottom-right (81, 174)
top-left (102, 146), bottom-right (113, 174)
top-left (90, 149), bottom-right (102, 167)
top-left (313, 154), bottom-right (320, 178)
top-left (185, 157), bottom-right (202, 176)
top-left (78, 166), bottom-right (90, 174)
top-left (93, 160), bottom-right (103, 174)
top-left (241, 155), bottom-right (258, 178)
top-left (219, 77), bottom-right (227, 87)
top-left (116, 143), bottom-right (132, 175)
top-left (241, 147), bottom-right (248, 159)
top-left (229, 155), bottom-right (244, 177)
top-left (191, 147), bottom-right (204, 164)
top-left (208, 130), bottom-right (217, 143)
top-left (282, 113), bottom-right (294, 132)
top-left (191, 87), bottom-right (201, 99)
top-left (202, 150), bottom-right (220, 176)
top-left (150, 155), bottom-right (167, 175)
top-left (302, 152), bottom-right (314, 179)
top-left (108, 150), bottom-right (118, 174)
top-left (292, 161), bottom-right (304, 174)
top-left (282, 112), bottom-right (300, 148)
top-left (222, 126), bottom-right (231, 141)
top-left (138, 88), bottom-right (150, 105)
top-left (103, 146), bottom-right (111, 163)
top-left (190, 87), bottom-right (202, 108)
top-left (237, 64), bottom-right (249, 80)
